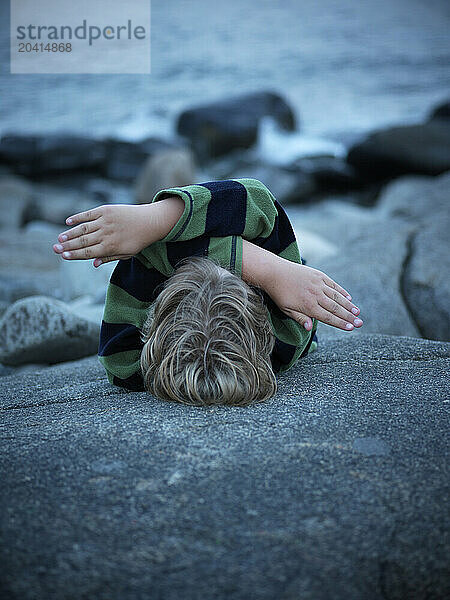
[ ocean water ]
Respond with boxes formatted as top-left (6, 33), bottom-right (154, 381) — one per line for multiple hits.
top-left (0, 0), bottom-right (449, 152)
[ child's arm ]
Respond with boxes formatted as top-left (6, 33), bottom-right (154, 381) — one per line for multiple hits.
top-left (53, 197), bottom-right (185, 267)
top-left (241, 238), bottom-right (363, 333)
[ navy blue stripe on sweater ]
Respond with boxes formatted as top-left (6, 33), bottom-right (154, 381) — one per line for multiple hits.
top-left (166, 237), bottom-right (210, 269)
top-left (252, 200), bottom-right (296, 254)
top-left (113, 372), bottom-right (145, 392)
top-left (98, 322), bottom-right (143, 357)
top-left (270, 338), bottom-right (297, 373)
top-left (262, 291), bottom-right (292, 322)
top-left (110, 257), bottom-right (168, 303)
top-left (200, 180), bottom-right (247, 237)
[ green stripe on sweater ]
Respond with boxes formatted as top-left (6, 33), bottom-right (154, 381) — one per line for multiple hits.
top-left (102, 283), bottom-right (152, 328)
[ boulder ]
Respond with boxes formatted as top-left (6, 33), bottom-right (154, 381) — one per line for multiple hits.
top-left (288, 155), bottom-right (367, 192)
top-left (0, 296), bottom-right (100, 366)
top-left (59, 259), bottom-right (116, 302)
top-left (314, 218), bottom-right (419, 339)
top-left (0, 175), bottom-right (34, 228)
top-left (0, 225), bottom-right (63, 303)
top-left (0, 334), bottom-right (448, 599)
top-left (346, 121), bottom-right (450, 179)
top-left (103, 137), bottom-right (175, 182)
top-left (403, 217), bottom-right (450, 341)
top-left (376, 171), bottom-right (450, 341)
top-left (0, 133), bottom-right (106, 176)
top-left (23, 183), bottom-right (94, 226)
top-left (176, 91), bottom-right (296, 162)
top-left (427, 99), bottom-right (450, 121)
top-left (375, 171), bottom-right (449, 222)
top-left (134, 148), bottom-right (197, 204)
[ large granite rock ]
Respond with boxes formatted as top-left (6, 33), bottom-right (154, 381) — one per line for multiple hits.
top-left (315, 218), bottom-right (419, 339)
top-left (0, 175), bottom-right (34, 228)
top-left (24, 183), bottom-right (94, 227)
top-left (0, 334), bottom-right (448, 600)
top-left (287, 171), bottom-right (450, 341)
top-left (59, 258), bottom-right (116, 303)
top-left (134, 147), bottom-right (197, 204)
top-left (0, 133), bottom-right (106, 176)
top-left (428, 99), bottom-right (450, 121)
top-left (0, 296), bottom-right (100, 365)
top-left (0, 224), bottom-right (63, 303)
top-left (376, 171), bottom-right (450, 342)
top-left (403, 217), bottom-right (450, 341)
top-left (176, 91), bottom-right (296, 162)
top-left (346, 121), bottom-right (450, 179)
top-left (103, 137), bottom-right (175, 182)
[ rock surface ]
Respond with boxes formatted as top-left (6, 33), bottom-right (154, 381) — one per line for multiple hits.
top-left (316, 218), bottom-right (420, 339)
top-left (134, 147), bottom-right (197, 204)
top-left (376, 171), bottom-right (450, 341)
top-left (347, 121), bottom-right (450, 179)
top-left (0, 133), bottom-right (106, 176)
top-left (0, 296), bottom-right (100, 365)
top-left (0, 175), bottom-right (33, 229)
top-left (0, 225), bottom-right (63, 303)
top-left (177, 91), bottom-right (296, 162)
top-left (0, 334), bottom-right (449, 600)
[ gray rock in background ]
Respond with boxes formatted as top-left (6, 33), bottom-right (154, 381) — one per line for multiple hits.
top-left (0, 175), bottom-right (34, 229)
top-left (0, 225), bottom-right (63, 303)
top-left (346, 121), bottom-right (450, 178)
top-left (315, 218), bottom-right (419, 339)
top-left (176, 90), bottom-right (296, 162)
top-left (0, 295), bottom-right (100, 365)
top-left (59, 258), bottom-right (116, 302)
top-left (0, 334), bottom-right (448, 600)
top-left (24, 183), bottom-right (94, 227)
top-left (0, 133), bottom-right (106, 176)
top-left (403, 217), bottom-right (450, 341)
top-left (134, 147), bottom-right (197, 204)
top-left (377, 171), bottom-right (450, 341)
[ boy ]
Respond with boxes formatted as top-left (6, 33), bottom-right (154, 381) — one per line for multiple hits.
top-left (53, 178), bottom-right (363, 405)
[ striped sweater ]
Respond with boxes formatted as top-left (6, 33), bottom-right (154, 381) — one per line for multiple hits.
top-left (98, 178), bottom-right (318, 391)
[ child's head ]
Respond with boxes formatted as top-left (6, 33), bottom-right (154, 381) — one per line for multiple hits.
top-left (140, 256), bottom-right (277, 406)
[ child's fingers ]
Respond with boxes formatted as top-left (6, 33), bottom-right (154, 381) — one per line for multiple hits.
top-left (313, 305), bottom-right (361, 331)
top-left (57, 220), bottom-right (100, 243)
top-left (281, 307), bottom-right (313, 330)
top-left (94, 255), bottom-right (123, 267)
top-left (54, 230), bottom-right (102, 253)
top-left (60, 244), bottom-right (105, 261)
top-left (318, 295), bottom-right (363, 327)
top-left (65, 207), bottom-right (102, 226)
top-left (322, 275), bottom-right (352, 301)
top-left (322, 286), bottom-right (360, 316)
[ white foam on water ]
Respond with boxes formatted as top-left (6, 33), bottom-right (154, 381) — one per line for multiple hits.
top-left (255, 117), bottom-right (347, 166)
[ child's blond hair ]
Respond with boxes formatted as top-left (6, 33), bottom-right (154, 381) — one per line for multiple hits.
top-left (140, 255), bottom-right (277, 406)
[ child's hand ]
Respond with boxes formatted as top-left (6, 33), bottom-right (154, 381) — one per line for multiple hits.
top-left (52, 204), bottom-right (158, 267)
top-left (267, 261), bottom-right (363, 332)
top-left (53, 197), bottom-right (185, 268)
